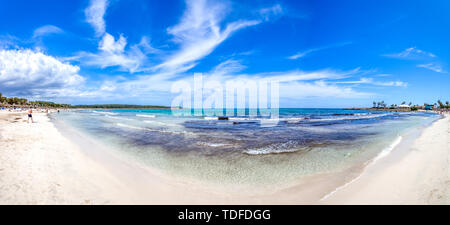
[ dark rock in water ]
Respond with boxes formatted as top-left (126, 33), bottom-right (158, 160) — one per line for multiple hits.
top-left (332, 113), bottom-right (354, 116)
top-left (218, 116), bottom-right (229, 120)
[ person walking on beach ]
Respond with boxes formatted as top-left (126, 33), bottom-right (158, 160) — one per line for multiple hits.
top-left (27, 107), bottom-right (34, 123)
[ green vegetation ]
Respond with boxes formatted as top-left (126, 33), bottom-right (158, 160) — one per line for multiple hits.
top-left (369, 99), bottom-right (450, 111)
top-left (71, 104), bottom-right (171, 109)
top-left (0, 92), bottom-right (173, 109)
top-left (437, 100), bottom-right (450, 109)
top-left (0, 92), bottom-right (70, 108)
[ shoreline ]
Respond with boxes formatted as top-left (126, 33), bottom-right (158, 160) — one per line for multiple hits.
top-left (322, 114), bottom-right (449, 204)
top-left (1, 110), bottom-right (448, 204)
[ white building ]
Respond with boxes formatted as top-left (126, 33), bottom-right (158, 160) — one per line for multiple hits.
top-left (398, 104), bottom-right (411, 109)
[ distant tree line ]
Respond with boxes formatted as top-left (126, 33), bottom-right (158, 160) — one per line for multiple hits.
top-left (437, 100), bottom-right (450, 109)
top-left (372, 99), bottom-right (450, 110)
top-left (71, 104), bottom-right (171, 109)
top-left (0, 92), bottom-right (70, 108)
top-left (1, 93), bottom-right (171, 109)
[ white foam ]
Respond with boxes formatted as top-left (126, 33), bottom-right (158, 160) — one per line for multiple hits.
top-left (105, 115), bottom-right (133, 120)
top-left (203, 116), bottom-right (218, 120)
top-left (309, 113), bottom-right (388, 122)
top-left (197, 142), bottom-right (230, 147)
top-left (136, 114), bottom-right (156, 118)
top-left (116, 123), bottom-right (145, 130)
top-left (244, 141), bottom-right (299, 155)
top-left (93, 111), bottom-right (119, 115)
top-left (244, 148), bottom-right (298, 155)
top-left (116, 122), bottom-right (194, 136)
top-left (319, 135), bottom-right (403, 201)
top-left (371, 135), bottom-right (403, 163)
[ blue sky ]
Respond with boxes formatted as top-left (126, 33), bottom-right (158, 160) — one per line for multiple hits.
top-left (0, 0), bottom-right (449, 107)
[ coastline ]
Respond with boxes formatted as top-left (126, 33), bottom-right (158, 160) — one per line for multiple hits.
top-left (1, 111), bottom-right (448, 204)
top-left (322, 114), bottom-right (449, 204)
top-left (0, 111), bottom-right (130, 204)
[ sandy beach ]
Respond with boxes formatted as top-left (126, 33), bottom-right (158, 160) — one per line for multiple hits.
top-left (322, 114), bottom-right (450, 204)
top-left (0, 111), bottom-right (449, 204)
top-left (0, 111), bottom-right (134, 204)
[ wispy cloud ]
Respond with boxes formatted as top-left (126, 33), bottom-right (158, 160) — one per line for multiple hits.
top-left (288, 42), bottom-right (352, 60)
top-left (337, 78), bottom-right (407, 87)
top-left (384, 47), bottom-right (446, 73)
top-left (258, 4), bottom-right (283, 21)
top-left (85, 0), bottom-right (108, 37)
top-left (76, 65), bottom-right (370, 102)
top-left (154, 0), bottom-right (261, 73)
top-left (70, 0), bottom-right (157, 72)
top-left (383, 47), bottom-right (436, 59)
top-left (74, 34), bottom-right (151, 73)
top-left (0, 35), bottom-right (19, 49)
top-left (210, 59), bottom-right (247, 75)
top-left (32, 25), bottom-right (64, 39)
top-left (417, 63), bottom-right (445, 73)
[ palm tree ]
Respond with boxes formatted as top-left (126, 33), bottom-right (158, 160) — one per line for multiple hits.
top-left (409, 102), bottom-right (412, 106)
top-left (373, 101), bottom-right (376, 108)
top-left (438, 100), bottom-right (444, 108)
top-left (401, 101), bottom-right (406, 105)
top-left (0, 93), bottom-right (5, 104)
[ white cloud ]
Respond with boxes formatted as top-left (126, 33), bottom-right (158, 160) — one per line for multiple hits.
top-left (0, 49), bottom-right (85, 97)
top-left (154, 0), bottom-right (261, 73)
top-left (74, 66), bottom-right (371, 103)
top-left (288, 42), bottom-right (352, 60)
top-left (337, 78), bottom-right (407, 87)
top-left (74, 0), bottom-right (156, 72)
top-left (32, 25), bottom-right (64, 39)
top-left (85, 0), bottom-right (108, 36)
top-left (0, 36), bottom-right (18, 49)
top-left (280, 81), bottom-right (371, 99)
top-left (199, 66), bottom-right (371, 99)
top-left (74, 33), bottom-right (149, 72)
top-left (258, 4), bottom-right (283, 21)
top-left (383, 47), bottom-right (436, 59)
top-left (288, 49), bottom-right (316, 60)
top-left (417, 63), bottom-right (445, 73)
top-left (211, 59), bottom-right (246, 75)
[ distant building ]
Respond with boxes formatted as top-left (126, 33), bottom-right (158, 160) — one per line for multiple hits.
top-left (398, 104), bottom-right (410, 109)
top-left (424, 105), bottom-right (433, 110)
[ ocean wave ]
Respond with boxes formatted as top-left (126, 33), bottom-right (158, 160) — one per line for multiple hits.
top-left (244, 148), bottom-right (298, 155)
top-left (308, 113), bottom-right (389, 122)
top-left (319, 135), bottom-right (403, 201)
top-left (203, 116), bottom-right (304, 123)
top-left (371, 135), bottom-right (402, 163)
top-left (243, 141), bottom-right (300, 155)
top-left (197, 142), bottom-right (230, 147)
top-left (203, 116), bottom-right (218, 120)
top-left (143, 120), bottom-right (168, 126)
top-left (105, 115), bottom-right (133, 121)
top-left (116, 123), bottom-right (146, 130)
top-left (92, 111), bottom-right (119, 115)
top-left (115, 123), bottom-right (194, 136)
top-left (136, 114), bottom-right (156, 118)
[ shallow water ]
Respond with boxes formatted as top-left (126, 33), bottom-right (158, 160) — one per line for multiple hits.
top-left (52, 108), bottom-right (438, 187)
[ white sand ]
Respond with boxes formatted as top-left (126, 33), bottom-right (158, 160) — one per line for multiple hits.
top-left (322, 114), bottom-right (450, 204)
top-left (1, 111), bottom-right (449, 204)
top-left (0, 111), bottom-right (134, 204)
top-left (0, 111), bottom-right (277, 204)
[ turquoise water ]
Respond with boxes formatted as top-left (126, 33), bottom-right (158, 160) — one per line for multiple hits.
top-left (52, 108), bottom-right (438, 187)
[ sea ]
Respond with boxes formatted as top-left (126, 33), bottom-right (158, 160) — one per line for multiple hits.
top-left (51, 108), bottom-right (439, 188)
